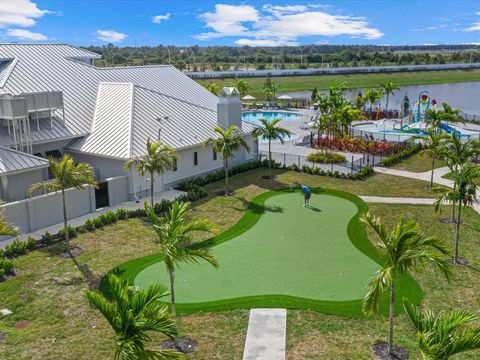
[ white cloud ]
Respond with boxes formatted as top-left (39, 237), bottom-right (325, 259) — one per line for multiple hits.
top-left (5, 28), bottom-right (47, 40)
top-left (0, 0), bottom-right (51, 28)
top-left (197, 4), bottom-right (259, 40)
top-left (235, 38), bottom-right (298, 46)
top-left (152, 13), bottom-right (171, 24)
top-left (195, 3), bottom-right (383, 46)
top-left (96, 30), bottom-right (127, 43)
top-left (465, 22), bottom-right (480, 32)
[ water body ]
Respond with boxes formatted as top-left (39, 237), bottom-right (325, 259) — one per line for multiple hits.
top-left (280, 81), bottom-right (480, 115)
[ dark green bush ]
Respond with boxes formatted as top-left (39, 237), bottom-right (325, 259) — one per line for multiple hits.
top-left (26, 237), bottom-right (36, 251)
top-left (84, 218), bottom-right (95, 231)
top-left (116, 208), bottom-right (128, 220)
top-left (5, 239), bottom-right (28, 257)
top-left (58, 225), bottom-right (76, 240)
top-left (381, 143), bottom-right (421, 166)
top-left (93, 217), bottom-right (104, 228)
top-left (42, 232), bottom-right (53, 245)
top-left (307, 152), bottom-right (346, 164)
top-left (0, 259), bottom-right (14, 275)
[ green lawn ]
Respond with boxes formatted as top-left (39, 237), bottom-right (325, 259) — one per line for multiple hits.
top-left (391, 151), bottom-right (447, 173)
top-left (197, 68), bottom-right (480, 99)
top-left (126, 190), bottom-right (419, 316)
top-left (0, 168), bottom-right (478, 359)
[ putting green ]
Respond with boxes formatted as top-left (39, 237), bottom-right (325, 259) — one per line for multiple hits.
top-left (107, 189), bottom-right (422, 317)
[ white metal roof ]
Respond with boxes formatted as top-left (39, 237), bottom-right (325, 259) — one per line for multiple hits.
top-left (0, 146), bottom-right (48, 175)
top-left (0, 44), bottom-right (227, 149)
top-left (66, 82), bottom-right (256, 159)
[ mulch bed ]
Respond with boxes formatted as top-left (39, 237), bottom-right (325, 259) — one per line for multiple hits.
top-left (453, 257), bottom-right (469, 265)
top-left (439, 218), bottom-right (461, 224)
top-left (58, 247), bottom-right (85, 259)
top-left (14, 320), bottom-right (31, 329)
top-left (160, 337), bottom-right (198, 354)
top-left (215, 191), bottom-right (236, 196)
top-left (0, 331), bottom-right (5, 342)
top-left (372, 342), bottom-right (409, 360)
top-left (261, 175), bottom-right (276, 180)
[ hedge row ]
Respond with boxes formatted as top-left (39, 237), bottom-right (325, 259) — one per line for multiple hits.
top-left (381, 143), bottom-right (422, 167)
top-left (306, 152), bottom-right (347, 164)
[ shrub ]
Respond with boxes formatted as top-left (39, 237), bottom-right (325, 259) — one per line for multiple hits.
top-left (0, 248), bottom-right (4, 259)
top-left (26, 236), bottom-right (36, 251)
top-left (58, 225), bottom-right (76, 240)
top-left (104, 211), bottom-right (118, 224)
top-left (5, 239), bottom-right (28, 257)
top-left (381, 143), bottom-right (422, 166)
top-left (93, 217), bottom-right (104, 228)
top-left (84, 218), bottom-right (95, 231)
top-left (307, 152), bottom-right (346, 164)
top-left (116, 208), bottom-right (128, 220)
top-left (0, 259), bottom-right (14, 274)
top-left (42, 232), bottom-right (53, 245)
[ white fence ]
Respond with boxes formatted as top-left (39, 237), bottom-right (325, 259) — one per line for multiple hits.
top-left (106, 175), bottom-right (129, 206)
top-left (1, 185), bottom-right (96, 234)
top-left (186, 63), bottom-right (480, 79)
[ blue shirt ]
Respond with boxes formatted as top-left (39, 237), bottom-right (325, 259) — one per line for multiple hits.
top-left (301, 185), bottom-right (311, 195)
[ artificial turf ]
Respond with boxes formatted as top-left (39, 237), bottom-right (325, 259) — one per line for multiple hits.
top-left (106, 189), bottom-right (422, 317)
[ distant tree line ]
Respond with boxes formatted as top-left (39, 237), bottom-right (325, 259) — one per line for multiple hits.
top-left (83, 44), bottom-right (480, 71)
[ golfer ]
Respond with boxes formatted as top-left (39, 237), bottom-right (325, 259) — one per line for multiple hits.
top-left (301, 184), bottom-right (311, 207)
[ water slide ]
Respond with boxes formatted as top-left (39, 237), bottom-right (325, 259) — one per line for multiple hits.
top-left (439, 123), bottom-right (461, 136)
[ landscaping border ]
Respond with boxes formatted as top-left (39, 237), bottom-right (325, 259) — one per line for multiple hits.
top-left (102, 188), bottom-right (422, 318)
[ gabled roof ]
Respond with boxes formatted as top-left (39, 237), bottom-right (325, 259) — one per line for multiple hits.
top-left (0, 44), bottom-right (220, 144)
top-left (0, 146), bottom-right (49, 175)
top-left (66, 82), bottom-right (256, 159)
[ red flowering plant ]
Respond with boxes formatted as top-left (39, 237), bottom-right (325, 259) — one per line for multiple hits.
top-left (313, 136), bottom-right (404, 155)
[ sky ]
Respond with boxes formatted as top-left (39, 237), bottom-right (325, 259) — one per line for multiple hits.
top-left (1, 0), bottom-right (480, 47)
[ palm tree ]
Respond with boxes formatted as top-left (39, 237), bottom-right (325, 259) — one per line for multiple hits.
top-left (85, 273), bottom-right (185, 360)
top-left (365, 88), bottom-right (383, 114)
top-left (332, 104), bottom-right (366, 135)
top-left (231, 79), bottom-right (251, 97)
top-left (415, 129), bottom-right (448, 188)
top-left (145, 201), bottom-right (218, 316)
top-left (204, 125), bottom-right (250, 196)
top-left (263, 80), bottom-right (280, 101)
top-left (361, 213), bottom-right (451, 356)
top-left (0, 211), bottom-right (17, 237)
top-left (253, 118), bottom-right (291, 178)
top-left (125, 137), bottom-right (177, 207)
top-left (434, 163), bottom-right (480, 264)
top-left (203, 81), bottom-right (220, 95)
top-left (314, 93), bottom-right (332, 142)
top-left (28, 154), bottom-right (97, 264)
top-left (403, 299), bottom-right (480, 360)
top-left (426, 108), bottom-right (444, 131)
top-left (445, 132), bottom-right (478, 222)
top-left (441, 102), bottom-right (462, 125)
top-left (379, 81), bottom-right (400, 115)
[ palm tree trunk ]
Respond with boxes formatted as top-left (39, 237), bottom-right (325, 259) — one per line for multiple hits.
top-left (454, 202), bottom-right (462, 263)
top-left (388, 280), bottom-right (396, 355)
top-left (224, 158), bottom-right (229, 196)
top-left (62, 189), bottom-right (70, 256)
top-left (451, 183), bottom-right (456, 223)
top-left (385, 95), bottom-right (389, 117)
top-left (430, 157), bottom-right (435, 189)
top-left (150, 171), bottom-right (154, 207)
top-left (169, 268), bottom-right (176, 316)
top-left (268, 139), bottom-right (272, 178)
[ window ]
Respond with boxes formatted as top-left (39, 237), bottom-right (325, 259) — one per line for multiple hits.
top-left (173, 158), bottom-right (177, 172)
top-left (193, 152), bottom-right (198, 166)
top-left (213, 149), bottom-right (217, 161)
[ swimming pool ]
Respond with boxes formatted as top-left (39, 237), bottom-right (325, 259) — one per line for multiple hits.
top-left (242, 112), bottom-right (300, 143)
top-left (242, 111), bottom-right (302, 124)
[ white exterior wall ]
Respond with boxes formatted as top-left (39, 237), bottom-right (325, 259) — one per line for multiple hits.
top-left (0, 168), bottom-right (46, 202)
top-left (67, 151), bottom-right (127, 181)
top-left (1, 185), bottom-right (96, 233)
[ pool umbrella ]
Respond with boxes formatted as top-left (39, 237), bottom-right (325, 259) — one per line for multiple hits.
top-left (242, 95), bottom-right (256, 100)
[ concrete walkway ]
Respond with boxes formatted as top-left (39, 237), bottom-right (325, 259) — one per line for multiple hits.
top-left (243, 308), bottom-right (287, 360)
top-left (360, 196), bottom-right (435, 205)
top-left (0, 190), bottom-right (186, 249)
top-left (373, 166), bottom-right (454, 188)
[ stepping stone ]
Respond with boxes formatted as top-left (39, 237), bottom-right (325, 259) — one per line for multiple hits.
top-left (0, 309), bottom-right (12, 316)
top-left (243, 308), bottom-right (287, 360)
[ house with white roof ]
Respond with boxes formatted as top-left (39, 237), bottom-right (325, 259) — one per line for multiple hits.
top-left (0, 43), bottom-right (257, 206)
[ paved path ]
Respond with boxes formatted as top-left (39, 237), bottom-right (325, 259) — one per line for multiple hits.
top-left (243, 308), bottom-right (287, 360)
top-left (0, 190), bottom-right (186, 249)
top-left (360, 196), bottom-right (435, 205)
top-left (373, 166), bottom-right (454, 188)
